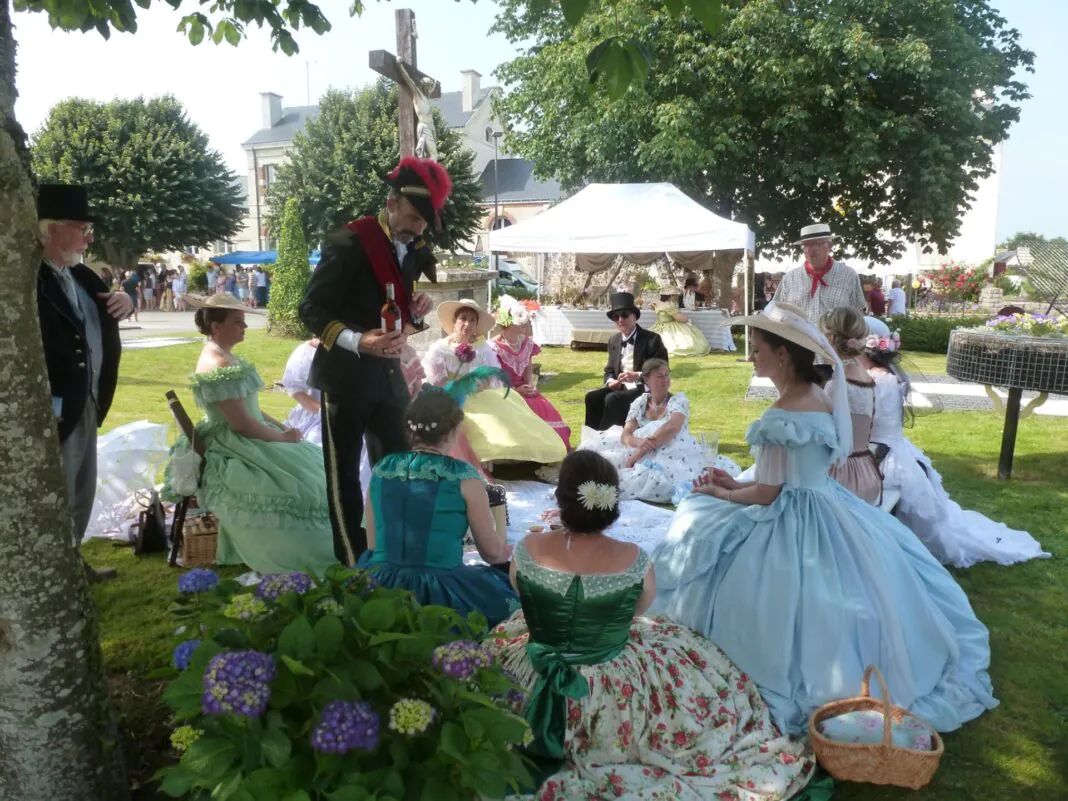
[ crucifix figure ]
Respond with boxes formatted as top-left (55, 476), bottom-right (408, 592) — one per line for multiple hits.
top-left (369, 8), bottom-right (442, 159)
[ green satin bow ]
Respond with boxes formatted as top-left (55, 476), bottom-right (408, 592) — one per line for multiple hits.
top-left (522, 641), bottom-right (625, 761)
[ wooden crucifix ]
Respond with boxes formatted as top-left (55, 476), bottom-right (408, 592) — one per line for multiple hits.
top-left (369, 8), bottom-right (442, 158)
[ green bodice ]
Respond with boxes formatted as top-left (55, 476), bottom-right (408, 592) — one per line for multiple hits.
top-left (188, 359), bottom-right (265, 432)
top-left (514, 541), bottom-right (648, 763)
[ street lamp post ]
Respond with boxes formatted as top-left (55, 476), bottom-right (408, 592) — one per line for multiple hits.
top-left (492, 131), bottom-right (502, 279)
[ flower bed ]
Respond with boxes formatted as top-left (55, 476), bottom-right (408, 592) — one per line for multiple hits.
top-left (156, 567), bottom-right (533, 800)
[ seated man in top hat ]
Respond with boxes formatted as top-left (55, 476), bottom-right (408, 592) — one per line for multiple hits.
top-left (584, 292), bottom-right (669, 431)
top-left (299, 157), bottom-right (450, 566)
top-left (37, 183), bottom-right (133, 581)
top-left (773, 222), bottom-right (865, 322)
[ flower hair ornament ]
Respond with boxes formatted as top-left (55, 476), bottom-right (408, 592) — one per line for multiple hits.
top-left (495, 293), bottom-right (531, 328)
top-left (848, 332), bottom-right (901, 353)
top-left (407, 421), bottom-right (439, 433)
top-left (576, 481), bottom-right (619, 511)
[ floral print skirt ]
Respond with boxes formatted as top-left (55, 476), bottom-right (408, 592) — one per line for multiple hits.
top-left (487, 614), bottom-right (815, 801)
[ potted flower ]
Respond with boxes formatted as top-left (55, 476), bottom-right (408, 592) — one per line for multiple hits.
top-left (156, 567), bottom-right (533, 800)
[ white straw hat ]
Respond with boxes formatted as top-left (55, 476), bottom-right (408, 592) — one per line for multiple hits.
top-left (437, 298), bottom-right (495, 337)
top-left (793, 223), bottom-right (834, 245)
top-left (183, 293), bottom-right (264, 314)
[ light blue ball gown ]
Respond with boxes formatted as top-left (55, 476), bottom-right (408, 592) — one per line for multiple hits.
top-left (650, 408), bottom-right (998, 736)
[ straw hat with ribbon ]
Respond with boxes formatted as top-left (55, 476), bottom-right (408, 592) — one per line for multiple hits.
top-left (735, 301), bottom-right (853, 465)
top-left (437, 298), bottom-right (495, 337)
top-left (183, 293), bottom-right (265, 314)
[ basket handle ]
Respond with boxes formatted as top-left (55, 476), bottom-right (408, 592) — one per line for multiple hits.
top-left (860, 665), bottom-right (895, 749)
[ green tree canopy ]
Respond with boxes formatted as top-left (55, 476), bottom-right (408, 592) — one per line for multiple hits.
top-left (265, 80), bottom-right (482, 252)
top-left (492, 0), bottom-right (1034, 262)
top-left (998, 231), bottom-right (1068, 252)
top-left (31, 95), bottom-right (244, 269)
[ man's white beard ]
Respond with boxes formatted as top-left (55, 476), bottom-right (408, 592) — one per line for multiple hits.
top-left (57, 249), bottom-right (84, 267)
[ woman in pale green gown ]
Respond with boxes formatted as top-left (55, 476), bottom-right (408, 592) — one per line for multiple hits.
top-left (162, 295), bottom-right (338, 577)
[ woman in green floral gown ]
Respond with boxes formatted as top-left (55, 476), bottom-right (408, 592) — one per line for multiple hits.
top-left (163, 295), bottom-right (338, 577)
top-left (487, 451), bottom-right (814, 800)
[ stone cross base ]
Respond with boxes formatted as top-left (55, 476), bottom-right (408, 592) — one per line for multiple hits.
top-left (409, 268), bottom-right (498, 352)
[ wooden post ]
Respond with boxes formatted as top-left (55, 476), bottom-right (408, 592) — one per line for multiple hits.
top-left (396, 8), bottom-right (417, 158)
top-left (997, 387), bottom-right (1023, 479)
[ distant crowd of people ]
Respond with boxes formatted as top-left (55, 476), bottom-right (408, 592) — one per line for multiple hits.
top-left (97, 262), bottom-right (271, 322)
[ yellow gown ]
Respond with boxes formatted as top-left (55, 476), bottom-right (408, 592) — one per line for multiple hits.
top-left (421, 338), bottom-right (566, 464)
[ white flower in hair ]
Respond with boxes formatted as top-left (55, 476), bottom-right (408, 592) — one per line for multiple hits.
top-left (576, 481), bottom-right (619, 511)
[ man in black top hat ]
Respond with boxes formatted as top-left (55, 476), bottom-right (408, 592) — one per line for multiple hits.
top-left (299, 157), bottom-right (452, 565)
top-left (36, 184), bottom-right (133, 582)
top-left (584, 292), bottom-right (669, 431)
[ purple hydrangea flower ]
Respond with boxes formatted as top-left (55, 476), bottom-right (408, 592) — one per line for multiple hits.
top-left (432, 640), bottom-right (487, 680)
top-left (344, 570), bottom-right (379, 597)
top-left (201, 650), bottom-right (275, 718)
top-left (255, 572), bottom-right (314, 600)
top-left (310, 700), bottom-right (381, 754)
top-left (178, 568), bottom-right (219, 594)
top-left (172, 639), bottom-right (201, 671)
top-left (494, 667), bottom-right (526, 710)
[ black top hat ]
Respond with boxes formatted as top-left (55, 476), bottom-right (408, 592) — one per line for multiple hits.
top-left (606, 292), bottom-right (641, 321)
top-left (37, 184), bottom-right (97, 223)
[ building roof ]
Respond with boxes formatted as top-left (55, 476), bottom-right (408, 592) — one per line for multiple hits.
top-left (242, 88), bottom-right (496, 149)
top-left (243, 105), bottom-right (320, 147)
top-left (481, 158), bottom-right (566, 204)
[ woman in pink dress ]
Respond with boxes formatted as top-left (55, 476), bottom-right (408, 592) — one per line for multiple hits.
top-left (490, 295), bottom-right (571, 449)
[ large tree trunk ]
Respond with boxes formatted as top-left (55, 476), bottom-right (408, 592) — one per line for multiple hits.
top-left (0, 3), bottom-right (129, 798)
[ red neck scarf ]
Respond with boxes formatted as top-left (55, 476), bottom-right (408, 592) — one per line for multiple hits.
top-left (346, 215), bottom-right (411, 325)
top-left (804, 257), bottom-right (834, 297)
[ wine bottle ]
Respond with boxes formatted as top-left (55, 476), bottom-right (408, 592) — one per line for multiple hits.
top-left (380, 282), bottom-right (402, 332)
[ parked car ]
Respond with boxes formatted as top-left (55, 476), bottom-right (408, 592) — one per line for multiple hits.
top-left (493, 259), bottom-right (540, 293)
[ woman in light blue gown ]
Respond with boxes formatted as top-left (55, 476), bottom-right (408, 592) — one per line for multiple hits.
top-left (651, 302), bottom-right (997, 736)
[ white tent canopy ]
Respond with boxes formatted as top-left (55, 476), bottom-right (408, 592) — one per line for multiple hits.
top-left (489, 182), bottom-right (756, 255)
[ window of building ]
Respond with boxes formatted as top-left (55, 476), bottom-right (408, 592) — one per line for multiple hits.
top-left (486, 126), bottom-right (494, 142)
top-left (490, 216), bottom-right (513, 230)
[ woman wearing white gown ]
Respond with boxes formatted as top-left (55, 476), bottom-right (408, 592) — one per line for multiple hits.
top-left (862, 317), bottom-right (1050, 568)
top-left (580, 359), bottom-right (739, 503)
top-left (281, 339), bottom-right (370, 488)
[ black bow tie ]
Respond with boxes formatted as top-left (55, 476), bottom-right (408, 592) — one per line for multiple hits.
top-left (622, 334), bottom-right (635, 346)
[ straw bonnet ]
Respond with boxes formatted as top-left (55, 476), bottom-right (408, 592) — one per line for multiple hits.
top-left (438, 298), bottom-right (495, 337)
top-left (735, 302), bottom-right (837, 364)
top-left (183, 293), bottom-right (264, 314)
top-left (793, 223), bottom-right (834, 245)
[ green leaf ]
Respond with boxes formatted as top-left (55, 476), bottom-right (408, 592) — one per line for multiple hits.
top-left (358, 599), bottom-right (396, 631)
top-left (559, 0), bottom-right (592, 27)
top-left (438, 722), bottom-right (469, 765)
top-left (388, 740), bottom-right (409, 770)
top-left (214, 628), bottom-right (249, 649)
top-left (351, 659), bottom-right (383, 691)
top-left (212, 770), bottom-right (244, 801)
top-left (314, 615), bottom-right (344, 659)
top-left (282, 792), bottom-right (311, 801)
top-left (383, 769), bottom-right (405, 798)
top-left (245, 767), bottom-right (287, 793)
top-left (260, 728), bottom-right (292, 768)
top-left (280, 654), bottom-right (315, 677)
top-left (327, 787), bottom-right (368, 801)
top-left (157, 766), bottom-right (197, 797)
top-left (145, 666), bottom-right (180, 680)
top-left (278, 615), bottom-right (316, 659)
top-left (662, 0), bottom-right (685, 16)
top-left (367, 632), bottom-right (417, 646)
top-left (163, 670), bottom-right (205, 721)
top-left (183, 737), bottom-right (238, 779)
top-left (686, 0), bottom-right (723, 32)
top-left (224, 19), bottom-right (242, 46)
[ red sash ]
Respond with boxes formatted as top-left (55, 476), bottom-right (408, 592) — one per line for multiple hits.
top-left (804, 257), bottom-right (834, 297)
top-left (346, 216), bottom-right (411, 325)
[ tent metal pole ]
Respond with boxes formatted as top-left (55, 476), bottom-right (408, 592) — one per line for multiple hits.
top-left (744, 251), bottom-right (751, 360)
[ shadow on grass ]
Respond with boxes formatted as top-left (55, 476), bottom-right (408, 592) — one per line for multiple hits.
top-left (924, 451), bottom-right (1068, 487)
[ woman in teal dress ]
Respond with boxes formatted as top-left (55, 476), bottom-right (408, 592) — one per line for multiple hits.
top-left (651, 302), bottom-right (997, 736)
top-left (358, 389), bottom-right (518, 627)
top-left (162, 294), bottom-right (338, 577)
top-left (486, 451), bottom-right (814, 801)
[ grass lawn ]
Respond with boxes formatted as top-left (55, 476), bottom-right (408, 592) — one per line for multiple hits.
top-left (89, 332), bottom-right (1068, 800)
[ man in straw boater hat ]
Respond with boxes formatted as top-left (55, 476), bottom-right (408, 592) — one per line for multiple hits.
top-left (773, 223), bottom-right (866, 322)
top-left (299, 157), bottom-right (452, 565)
top-left (36, 184), bottom-right (134, 581)
top-left (583, 291), bottom-right (669, 431)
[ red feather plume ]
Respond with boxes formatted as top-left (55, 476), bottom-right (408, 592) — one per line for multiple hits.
top-left (389, 157), bottom-right (453, 211)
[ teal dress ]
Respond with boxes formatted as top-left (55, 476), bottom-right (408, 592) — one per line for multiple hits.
top-left (357, 452), bottom-right (518, 627)
top-left (162, 358), bottom-right (338, 577)
top-left (485, 541), bottom-right (814, 800)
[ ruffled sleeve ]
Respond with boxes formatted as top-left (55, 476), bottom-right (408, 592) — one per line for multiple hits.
top-left (666, 392), bottom-right (690, 421)
top-left (474, 341), bottom-right (502, 370)
top-left (530, 341), bottom-right (541, 358)
top-left (373, 451), bottom-right (481, 482)
top-left (754, 445), bottom-right (788, 487)
top-left (281, 343), bottom-right (316, 397)
top-left (626, 393), bottom-right (648, 423)
top-left (189, 360), bottom-right (264, 408)
top-left (421, 340), bottom-right (452, 387)
top-left (746, 409), bottom-right (838, 451)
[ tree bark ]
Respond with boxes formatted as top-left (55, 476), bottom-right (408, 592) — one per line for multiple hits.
top-left (0, 2), bottom-right (129, 797)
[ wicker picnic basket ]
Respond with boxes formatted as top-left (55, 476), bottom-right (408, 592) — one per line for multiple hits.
top-left (181, 512), bottom-right (219, 567)
top-left (808, 665), bottom-right (944, 789)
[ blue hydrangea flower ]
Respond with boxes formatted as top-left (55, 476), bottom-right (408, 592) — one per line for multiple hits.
top-left (254, 572), bottom-right (314, 600)
top-left (177, 568), bottom-right (220, 593)
top-left (310, 700), bottom-right (381, 754)
top-left (172, 639), bottom-right (201, 671)
top-left (201, 650), bottom-right (275, 718)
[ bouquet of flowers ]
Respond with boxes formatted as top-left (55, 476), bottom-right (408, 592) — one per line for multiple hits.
top-left (984, 312), bottom-right (1068, 339)
top-left (454, 341), bottom-right (477, 364)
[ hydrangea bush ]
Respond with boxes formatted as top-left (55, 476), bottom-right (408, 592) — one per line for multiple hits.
top-left (984, 312), bottom-right (1068, 338)
top-left (156, 567), bottom-right (533, 800)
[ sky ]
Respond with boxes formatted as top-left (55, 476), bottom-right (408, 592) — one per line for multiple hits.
top-left (11, 0), bottom-right (1067, 242)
